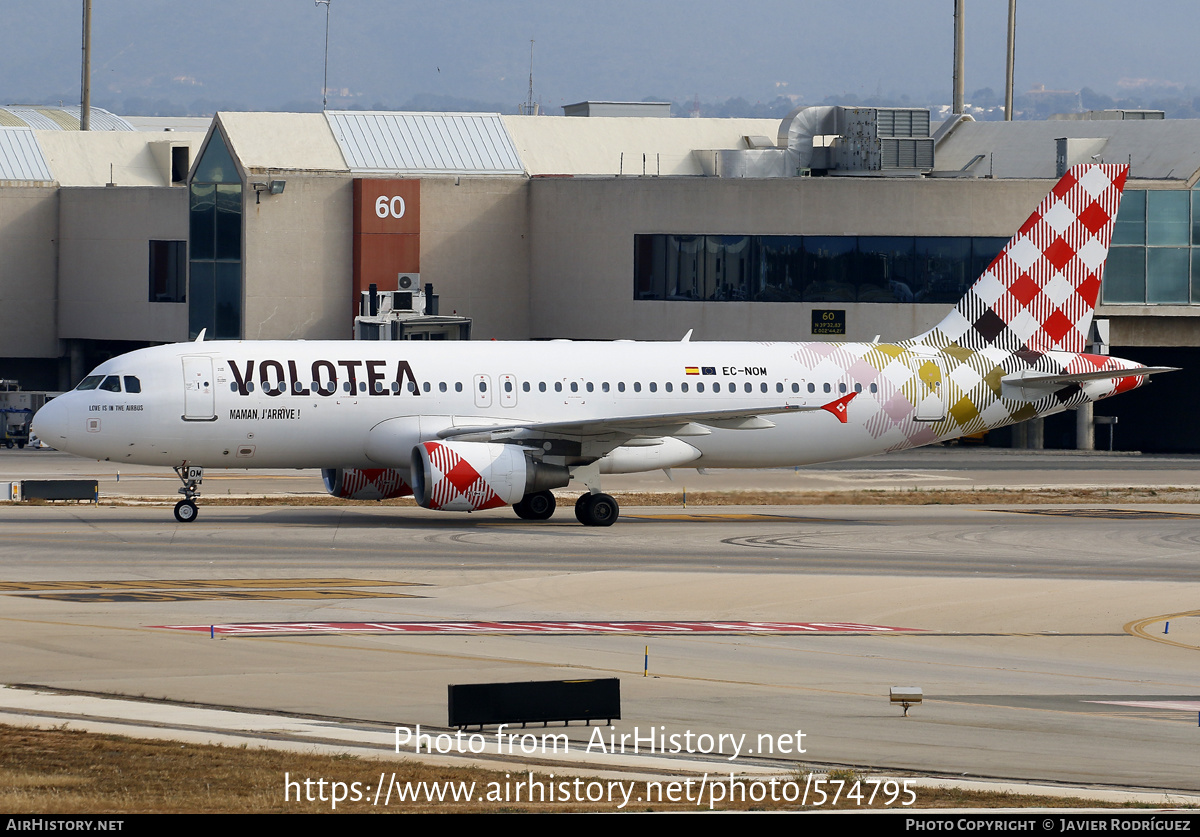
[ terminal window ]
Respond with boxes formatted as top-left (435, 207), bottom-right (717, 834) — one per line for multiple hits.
top-left (634, 234), bottom-right (1006, 305)
top-left (148, 240), bottom-right (186, 303)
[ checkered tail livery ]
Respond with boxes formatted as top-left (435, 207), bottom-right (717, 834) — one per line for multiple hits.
top-left (922, 163), bottom-right (1127, 354)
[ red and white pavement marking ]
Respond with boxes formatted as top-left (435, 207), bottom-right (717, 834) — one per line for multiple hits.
top-left (155, 620), bottom-right (921, 636)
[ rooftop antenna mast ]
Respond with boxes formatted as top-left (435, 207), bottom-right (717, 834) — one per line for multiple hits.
top-left (520, 39), bottom-right (539, 115)
top-left (80, 0), bottom-right (92, 130)
top-left (315, 0), bottom-right (331, 110)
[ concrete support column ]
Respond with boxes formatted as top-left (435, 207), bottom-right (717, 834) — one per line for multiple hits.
top-left (68, 340), bottom-right (86, 389)
top-left (1075, 403), bottom-right (1094, 451)
top-left (1012, 420), bottom-right (1027, 448)
top-left (1027, 417), bottom-right (1044, 450)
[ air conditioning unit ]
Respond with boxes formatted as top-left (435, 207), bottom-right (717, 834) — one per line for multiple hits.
top-left (397, 273), bottom-right (419, 291)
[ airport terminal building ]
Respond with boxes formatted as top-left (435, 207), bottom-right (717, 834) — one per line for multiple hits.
top-left (1, 104), bottom-right (1198, 450)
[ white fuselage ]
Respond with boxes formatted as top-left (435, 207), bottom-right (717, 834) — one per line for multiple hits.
top-left (32, 338), bottom-right (1143, 476)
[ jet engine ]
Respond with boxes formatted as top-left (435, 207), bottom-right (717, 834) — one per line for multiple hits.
top-left (411, 440), bottom-right (569, 511)
top-left (322, 468), bottom-right (413, 500)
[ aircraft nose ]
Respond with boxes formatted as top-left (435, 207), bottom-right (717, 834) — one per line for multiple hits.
top-left (31, 397), bottom-right (70, 448)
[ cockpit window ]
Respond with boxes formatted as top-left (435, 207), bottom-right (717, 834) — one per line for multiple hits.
top-left (99, 376), bottom-right (122, 393)
top-left (123, 376), bottom-right (141, 394)
top-left (75, 375), bottom-right (104, 391)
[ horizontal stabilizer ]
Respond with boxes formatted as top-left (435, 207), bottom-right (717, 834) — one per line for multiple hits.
top-left (1001, 366), bottom-right (1178, 388)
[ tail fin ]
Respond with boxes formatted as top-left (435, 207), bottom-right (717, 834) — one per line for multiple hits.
top-left (923, 163), bottom-right (1128, 354)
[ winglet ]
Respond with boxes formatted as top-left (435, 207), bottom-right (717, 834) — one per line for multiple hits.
top-left (681, 329), bottom-right (693, 343)
top-left (194, 328), bottom-right (207, 342)
top-left (821, 392), bottom-right (857, 423)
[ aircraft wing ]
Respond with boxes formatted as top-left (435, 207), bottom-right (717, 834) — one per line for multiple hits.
top-left (437, 393), bottom-right (857, 444)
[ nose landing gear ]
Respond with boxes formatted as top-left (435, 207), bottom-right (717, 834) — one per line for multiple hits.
top-left (172, 464), bottom-right (203, 523)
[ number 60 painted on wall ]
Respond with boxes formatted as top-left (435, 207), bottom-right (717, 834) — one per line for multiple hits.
top-left (374, 195), bottom-right (406, 219)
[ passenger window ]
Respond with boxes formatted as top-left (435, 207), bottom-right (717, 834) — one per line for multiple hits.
top-left (75, 375), bottom-right (104, 391)
top-left (760, 383), bottom-right (767, 393)
top-left (555, 382), bottom-right (563, 393)
top-left (634, 382), bottom-right (642, 392)
top-left (343, 381), bottom-right (351, 393)
top-left (618, 382), bottom-right (625, 392)
top-left (807, 383), bottom-right (815, 393)
top-left (697, 383), bottom-right (705, 393)
top-left (839, 383), bottom-right (847, 393)
top-left (539, 382), bottom-right (547, 392)
top-left (478, 381), bottom-right (487, 392)
top-left (870, 383), bottom-right (878, 393)
top-left (100, 376), bottom-right (121, 393)
top-left (665, 382), bottom-right (673, 392)
top-left (681, 382), bottom-right (689, 393)
top-left (423, 382), bottom-right (431, 393)
top-left (649, 382), bottom-right (658, 393)
top-left (440, 382), bottom-right (447, 393)
top-left (570, 382), bottom-right (578, 393)
top-left (823, 383), bottom-right (831, 393)
top-left (359, 381), bottom-right (367, 393)
top-left (602, 382), bottom-right (610, 392)
top-left (792, 383), bottom-right (800, 393)
top-left (455, 382), bottom-right (463, 393)
top-left (776, 383), bottom-right (783, 393)
top-left (744, 383), bottom-right (752, 393)
top-left (124, 376), bottom-right (141, 394)
top-left (586, 382), bottom-right (594, 392)
top-left (854, 383), bottom-right (862, 393)
top-left (230, 382), bottom-right (238, 393)
top-left (504, 381), bottom-right (513, 393)
top-left (522, 382), bottom-right (530, 392)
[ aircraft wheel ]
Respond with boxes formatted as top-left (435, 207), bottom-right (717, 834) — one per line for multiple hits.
top-left (514, 490), bottom-right (555, 521)
top-left (174, 499), bottom-right (199, 523)
top-left (576, 493), bottom-right (618, 527)
top-left (574, 493), bottom-right (594, 524)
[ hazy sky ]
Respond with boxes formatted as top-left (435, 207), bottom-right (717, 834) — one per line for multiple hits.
top-left (4, 1), bottom-right (1198, 113)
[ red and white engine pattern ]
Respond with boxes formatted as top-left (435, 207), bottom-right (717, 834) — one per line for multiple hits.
top-left (411, 441), bottom-right (527, 511)
top-left (321, 467), bottom-right (413, 500)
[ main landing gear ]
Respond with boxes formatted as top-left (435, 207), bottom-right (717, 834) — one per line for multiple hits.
top-left (173, 464), bottom-right (203, 523)
top-left (513, 489), bottom-right (556, 521)
top-left (575, 492), bottom-right (619, 527)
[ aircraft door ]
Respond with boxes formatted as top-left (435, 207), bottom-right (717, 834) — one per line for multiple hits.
top-left (499, 374), bottom-right (517, 408)
top-left (910, 356), bottom-right (946, 422)
top-left (473, 374), bottom-right (492, 409)
top-left (182, 356), bottom-right (216, 421)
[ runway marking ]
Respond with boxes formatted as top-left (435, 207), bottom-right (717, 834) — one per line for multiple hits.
top-left (1, 577), bottom-right (428, 603)
top-left (1085, 699), bottom-right (1200, 712)
top-left (155, 620), bottom-right (922, 636)
top-left (1124, 609), bottom-right (1200, 652)
top-left (18, 589), bottom-right (424, 603)
top-left (998, 508), bottom-right (1200, 520)
top-left (0, 578), bottom-right (425, 591)
top-left (623, 513), bottom-right (801, 522)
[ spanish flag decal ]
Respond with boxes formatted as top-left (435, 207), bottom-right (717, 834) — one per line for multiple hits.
top-left (685, 367), bottom-right (700, 375)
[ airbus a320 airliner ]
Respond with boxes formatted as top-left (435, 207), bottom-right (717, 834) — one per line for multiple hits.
top-left (33, 164), bottom-right (1172, 526)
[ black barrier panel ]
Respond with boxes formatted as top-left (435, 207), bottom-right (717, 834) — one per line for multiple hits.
top-left (448, 678), bottom-right (620, 728)
top-left (21, 480), bottom-right (98, 501)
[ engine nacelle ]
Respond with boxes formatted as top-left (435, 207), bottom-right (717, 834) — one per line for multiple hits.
top-left (411, 441), bottom-right (568, 511)
top-left (322, 468), bottom-right (413, 500)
